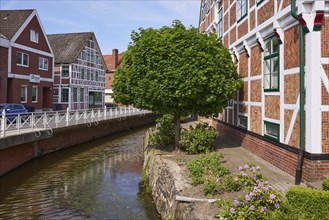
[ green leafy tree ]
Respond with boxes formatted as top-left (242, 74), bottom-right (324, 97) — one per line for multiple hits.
top-left (113, 20), bottom-right (242, 148)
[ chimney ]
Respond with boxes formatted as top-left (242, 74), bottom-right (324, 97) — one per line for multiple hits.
top-left (112, 49), bottom-right (118, 70)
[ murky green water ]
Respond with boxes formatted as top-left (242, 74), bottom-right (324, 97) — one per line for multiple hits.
top-left (0, 128), bottom-right (161, 220)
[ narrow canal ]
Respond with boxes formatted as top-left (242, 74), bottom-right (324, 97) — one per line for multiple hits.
top-left (0, 127), bottom-right (161, 220)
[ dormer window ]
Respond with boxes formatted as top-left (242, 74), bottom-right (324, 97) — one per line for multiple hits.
top-left (30, 29), bottom-right (39, 43)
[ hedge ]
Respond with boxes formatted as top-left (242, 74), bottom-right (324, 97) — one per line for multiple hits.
top-left (286, 186), bottom-right (329, 220)
top-left (323, 178), bottom-right (329, 191)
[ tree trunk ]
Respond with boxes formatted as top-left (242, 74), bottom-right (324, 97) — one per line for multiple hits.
top-left (174, 114), bottom-right (181, 149)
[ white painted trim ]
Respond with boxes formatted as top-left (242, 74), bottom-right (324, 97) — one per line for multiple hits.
top-left (11, 10), bottom-right (54, 56)
top-left (11, 42), bottom-right (54, 57)
top-left (8, 72), bottom-right (53, 82)
top-left (0, 38), bottom-right (10, 48)
top-left (284, 96), bottom-right (299, 144)
top-left (320, 58), bottom-right (329, 64)
top-left (283, 67), bottom-right (299, 76)
top-left (320, 65), bottom-right (329, 93)
top-left (321, 105), bottom-right (329, 111)
top-left (249, 102), bottom-right (262, 107)
top-left (283, 104), bottom-right (298, 110)
top-left (279, 36), bottom-right (285, 143)
top-left (264, 92), bottom-right (280, 96)
top-left (263, 117), bottom-right (280, 124)
top-left (8, 47), bottom-right (12, 74)
top-left (249, 75), bottom-right (262, 81)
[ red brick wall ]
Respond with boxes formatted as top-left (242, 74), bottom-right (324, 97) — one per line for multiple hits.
top-left (250, 10), bottom-right (255, 32)
top-left (230, 3), bottom-right (236, 27)
top-left (0, 47), bottom-right (8, 103)
top-left (323, 112), bottom-right (329, 153)
top-left (284, 110), bottom-right (300, 148)
top-left (322, 17), bottom-right (329, 57)
top-left (284, 74), bottom-right (299, 104)
top-left (238, 19), bottom-right (248, 39)
top-left (239, 51), bottom-right (248, 77)
top-left (250, 106), bottom-right (262, 135)
top-left (0, 113), bottom-right (157, 176)
top-left (230, 27), bottom-right (236, 46)
top-left (239, 81), bottom-right (248, 102)
top-left (239, 104), bottom-right (248, 114)
top-left (257, 0), bottom-right (274, 25)
top-left (284, 25), bottom-right (300, 69)
top-left (282, 0), bottom-right (292, 10)
top-left (213, 120), bottom-right (329, 182)
top-left (15, 16), bottom-right (51, 53)
top-left (250, 46), bottom-right (261, 76)
top-left (265, 96), bottom-right (280, 120)
top-left (250, 80), bottom-right (261, 102)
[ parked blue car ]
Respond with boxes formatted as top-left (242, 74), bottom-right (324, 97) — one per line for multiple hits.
top-left (0, 103), bottom-right (28, 122)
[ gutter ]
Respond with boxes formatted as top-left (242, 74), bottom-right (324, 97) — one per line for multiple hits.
top-left (291, 0), bottom-right (305, 185)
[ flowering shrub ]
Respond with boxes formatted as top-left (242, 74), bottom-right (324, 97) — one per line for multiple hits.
top-left (217, 164), bottom-right (282, 220)
top-left (180, 123), bottom-right (217, 154)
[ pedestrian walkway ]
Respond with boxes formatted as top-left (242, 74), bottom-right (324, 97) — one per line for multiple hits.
top-left (186, 119), bottom-right (304, 193)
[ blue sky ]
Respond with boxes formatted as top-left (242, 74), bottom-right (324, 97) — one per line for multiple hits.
top-left (1, 0), bottom-right (200, 55)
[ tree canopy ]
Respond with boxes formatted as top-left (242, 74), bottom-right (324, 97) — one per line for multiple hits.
top-left (113, 20), bottom-right (242, 118)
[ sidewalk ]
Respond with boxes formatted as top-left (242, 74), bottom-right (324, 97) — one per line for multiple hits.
top-left (187, 119), bottom-right (304, 192)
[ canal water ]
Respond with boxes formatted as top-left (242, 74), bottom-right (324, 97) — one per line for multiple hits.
top-left (0, 128), bottom-right (161, 220)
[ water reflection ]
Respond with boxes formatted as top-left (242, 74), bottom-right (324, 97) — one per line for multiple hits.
top-left (0, 128), bottom-right (160, 220)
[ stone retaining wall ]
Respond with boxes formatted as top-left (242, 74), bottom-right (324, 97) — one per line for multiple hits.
top-left (0, 113), bottom-right (157, 176)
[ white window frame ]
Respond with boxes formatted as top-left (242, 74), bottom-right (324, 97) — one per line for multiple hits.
top-left (20, 86), bottom-right (28, 103)
top-left (38, 57), bottom-right (49, 71)
top-left (32, 86), bottom-right (38, 103)
top-left (218, 7), bottom-right (224, 39)
top-left (61, 65), bottom-right (70, 77)
top-left (61, 88), bottom-right (69, 103)
top-left (16, 52), bottom-right (29, 67)
top-left (236, 0), bottom-right (248, 22)
top-left (30, 29), bottom-right (39, 43)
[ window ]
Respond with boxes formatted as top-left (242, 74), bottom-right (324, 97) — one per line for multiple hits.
top-left (264, 36), bottom-right (279, 91)
top-left (89, 92), bottom-right (102, 106)
top-left (16, 52), bottom-right (29, 67)
top-left (30, 30), bottom-right (39, 43)
top-left (38, 57), bottom-right (48, 70)
top-left (238, 116), bottom-right (248, 129)
top-left (80, 88), bottom-right (84, 102)
top-left (72, 88), bottom-right (77, 102)
top-left (81, 68), bottom-right (85, 79)
top-left (32, 86), bottom-right (38, 103)
top-left (218, 8), bottom-right (223, 39)
top-left (95, 71), bottom-right (99, 81)
top-left (61, 65), bottom-right (69, 77)
top-left (87, 69), bottom-right (90, 80)
top-left (264, 121), bottom-right (280, 141)
top-left (207, 0), bottom-right (210, 12)
top-left (256, 0), bottom-right (265, 6)
top-left (20, 86), bottom-right (27, 103)
top-left (61, 88), bottom-right (69, 102)
top-left (236, 0), bottom-right (248, 22)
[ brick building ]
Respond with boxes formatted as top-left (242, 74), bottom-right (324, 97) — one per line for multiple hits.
top-left (47, 32), bottom-right (106, 110)
top-left (200, 0), bottom-right (329, 182)
top-left (0, 9), bottom-right (54, 111)
top-left (103, 49), bottom-right (123, 106)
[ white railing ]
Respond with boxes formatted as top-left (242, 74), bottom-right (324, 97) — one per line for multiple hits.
top-left (0, 106), bottom-right (150, 138)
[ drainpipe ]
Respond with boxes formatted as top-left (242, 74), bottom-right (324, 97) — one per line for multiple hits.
top-left (291, 0), bottom-right (305, 185)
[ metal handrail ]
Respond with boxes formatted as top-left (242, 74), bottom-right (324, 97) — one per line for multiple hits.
top-left (0, 107), bottom-right (150, 138)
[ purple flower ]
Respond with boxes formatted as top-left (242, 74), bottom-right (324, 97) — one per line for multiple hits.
top-left (261, 207), bottom-right (267, 212)
top-left (263, 186), bottom-right (269, 191)
top-left (249, 192), bottom-right (254, 197)
top-left (253, 176), bottom-right (257, 181)
top-left (250, 205), bottom-right (255, 211)
top-left (256, 166), bottom-right (261, 170)
top-left (245, 194), bottom-right (251, 201)
top-left (274, 203), bottom-right (280, 209)
top-left (270, 194), bottom-right (276, 200)
top-left (239, 166), bottom-right (243, 171)
top-left (233, 200), bottom-right (240, 207)
top-left (230, 208), bottom-right (235, 213)
top-left (257, 194), bottom-right (263, 199)
top-left (244, 164), bottom-right (249, 169)
top-left (241, 172), bottom-right (248, 177)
